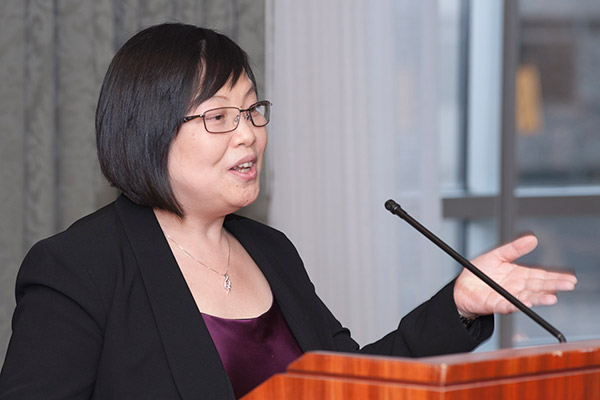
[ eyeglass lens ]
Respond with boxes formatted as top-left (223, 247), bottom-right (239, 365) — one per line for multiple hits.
top-left (204, 102), bottom-right (270, 133)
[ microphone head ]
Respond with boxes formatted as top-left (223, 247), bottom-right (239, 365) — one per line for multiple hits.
top-left (385, 199), bottom-right (400, 214)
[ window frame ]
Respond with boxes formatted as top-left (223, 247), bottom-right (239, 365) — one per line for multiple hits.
top-left (441, 0), bottom-right (600, 348)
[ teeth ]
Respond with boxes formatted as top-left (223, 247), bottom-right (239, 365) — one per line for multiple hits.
top-left (234, 161), bottom-right (254, 172)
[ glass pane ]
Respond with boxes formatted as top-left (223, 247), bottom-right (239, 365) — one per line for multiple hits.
top-left (513, 216), bottom-right (600, 347)
top-left (438, 0), bottom-right (466, 192)
top-left (466, 1), bottom-right (503, 195)
top-left (439, 1), bottom-right (504, 196)
top-left (516, 2), bottom-right (600, 187)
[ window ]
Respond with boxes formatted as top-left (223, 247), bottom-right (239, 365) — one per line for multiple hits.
top-left (441, 0), bottom-right (600, 349)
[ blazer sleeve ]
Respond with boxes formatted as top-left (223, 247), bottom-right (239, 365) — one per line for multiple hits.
top-left (0, 239), bottom-right (106, 399)
top-left (360, 280), bottom-right (493, 357)
top-left (319, 280), bottom-right (493, 357)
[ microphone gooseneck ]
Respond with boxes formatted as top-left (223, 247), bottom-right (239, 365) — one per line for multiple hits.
top-left (385, 199), bottom-right (566, 343)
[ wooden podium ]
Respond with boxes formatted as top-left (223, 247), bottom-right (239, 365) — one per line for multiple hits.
top-left (243, 339), bottom-right (600, 399)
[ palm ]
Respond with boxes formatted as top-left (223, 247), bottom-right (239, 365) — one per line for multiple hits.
top-left (454, 235), bottom-right (577, 318)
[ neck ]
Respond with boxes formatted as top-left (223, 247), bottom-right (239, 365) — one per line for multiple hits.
top-left (153, 208), bottom-right (227, 245)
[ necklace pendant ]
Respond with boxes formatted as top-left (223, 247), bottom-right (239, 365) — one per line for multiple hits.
top-left (223, 273), bottom-right (232, 293)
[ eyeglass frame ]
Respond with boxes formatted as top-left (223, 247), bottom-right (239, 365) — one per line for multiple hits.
top-left (182, 100), bottom-right (271, 133)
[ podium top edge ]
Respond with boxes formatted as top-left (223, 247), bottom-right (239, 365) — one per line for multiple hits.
top-left (287, 339), bottom-right (600, 385)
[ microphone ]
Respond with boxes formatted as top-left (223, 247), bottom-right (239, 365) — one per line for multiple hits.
top-left (385, 199), bottom-right (566, 343)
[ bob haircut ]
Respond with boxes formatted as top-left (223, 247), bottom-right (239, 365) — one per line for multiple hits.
top-left (96, 23), bottom-right (257, 217)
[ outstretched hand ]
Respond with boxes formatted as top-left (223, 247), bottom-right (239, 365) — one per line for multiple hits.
top-left (454, 235), bottom-right (577, 318)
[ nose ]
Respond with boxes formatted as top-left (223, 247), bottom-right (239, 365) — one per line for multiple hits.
top-left (233, 110), bottom-right (252, 126)
top-left (231, 112), bottom-right (257, 146)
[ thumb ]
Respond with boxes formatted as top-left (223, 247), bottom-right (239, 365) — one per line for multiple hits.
top-left (491, 234), bottom-right (538, 263)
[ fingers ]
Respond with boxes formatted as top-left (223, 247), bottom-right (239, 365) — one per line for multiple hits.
top-left (456, 237), bottom-right (577, 317)
top-left (536, 293), bottom-right (559, 306)
top-left (500, 266), bottom-right (577, 294)
top-left (492, 234), bottom-right (539, 263)
top-left (520, 274), bottom-right (577, 293)
top-left (553, 271), bottom-right (578, 286)
top-left (488, 291), bottom-right (558, 315)
top-left (481, 268), bottom-right (575, 315)
top-left (524, 267), bottom-right (577, 284)
top-left (555, 278), bottom-right (577, 291)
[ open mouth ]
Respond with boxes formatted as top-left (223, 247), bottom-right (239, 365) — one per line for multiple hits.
top-left (232, 161), bottom-right (254, 173)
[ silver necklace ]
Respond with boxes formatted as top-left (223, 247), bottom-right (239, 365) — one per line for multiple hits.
top-left (166, 231), bottom-right (232, 293)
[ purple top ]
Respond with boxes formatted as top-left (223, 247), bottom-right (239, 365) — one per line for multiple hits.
top-left (201, 300), bottom-right (303, 399)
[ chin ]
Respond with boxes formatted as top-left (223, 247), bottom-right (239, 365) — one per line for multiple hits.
top-left (229, 189), bottom-right (259, 210)
top-left (240, 194), bottom-right (259, 208)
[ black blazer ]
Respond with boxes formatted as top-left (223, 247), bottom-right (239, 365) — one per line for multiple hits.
top-left (0, 195), bottom-right (492, 399)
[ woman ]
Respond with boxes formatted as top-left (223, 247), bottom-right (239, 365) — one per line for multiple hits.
top-left (0, 23), bottom-right (576, 399)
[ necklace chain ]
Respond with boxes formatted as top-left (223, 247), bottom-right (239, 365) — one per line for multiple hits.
top-left (166, 231), bottom-right (232, 293)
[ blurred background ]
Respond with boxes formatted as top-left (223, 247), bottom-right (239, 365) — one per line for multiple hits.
top-left (1, 0), bottom-right (599, 361)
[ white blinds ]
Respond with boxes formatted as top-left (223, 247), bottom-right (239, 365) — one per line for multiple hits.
top-left (265, 0), bottom-right (454, 345)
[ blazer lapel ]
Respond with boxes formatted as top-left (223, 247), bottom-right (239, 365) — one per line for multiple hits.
top-left (115, 196), bottom-right (235, 400)
top-left (224, 215), bottom-right (328, 352)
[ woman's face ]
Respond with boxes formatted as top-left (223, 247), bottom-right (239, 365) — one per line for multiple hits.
top-left (167, 76), bottom-right (267, 217)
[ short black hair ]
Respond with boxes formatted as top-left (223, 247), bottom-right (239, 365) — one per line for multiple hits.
top-left (96, 23), bottom-right (257, 217)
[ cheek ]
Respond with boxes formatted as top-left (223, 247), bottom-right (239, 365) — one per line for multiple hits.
top-left (167, 137), bottom-right (208, 188)
top-left (171, 132), bottom-right (229, 170)
top-left (166, 143), bottom-right (184, 180)
top-left (257, 130), bottom-right (268, 158)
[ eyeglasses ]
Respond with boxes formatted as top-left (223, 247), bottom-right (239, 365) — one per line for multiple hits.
top-left (182, 100), bottom-right (271, 133)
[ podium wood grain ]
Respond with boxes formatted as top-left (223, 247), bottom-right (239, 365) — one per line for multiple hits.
top-left (243, 339), bottom-right (600, 399)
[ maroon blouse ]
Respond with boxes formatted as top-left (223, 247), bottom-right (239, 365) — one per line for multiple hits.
top-left (201, 300), bottom-right (303, 399)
